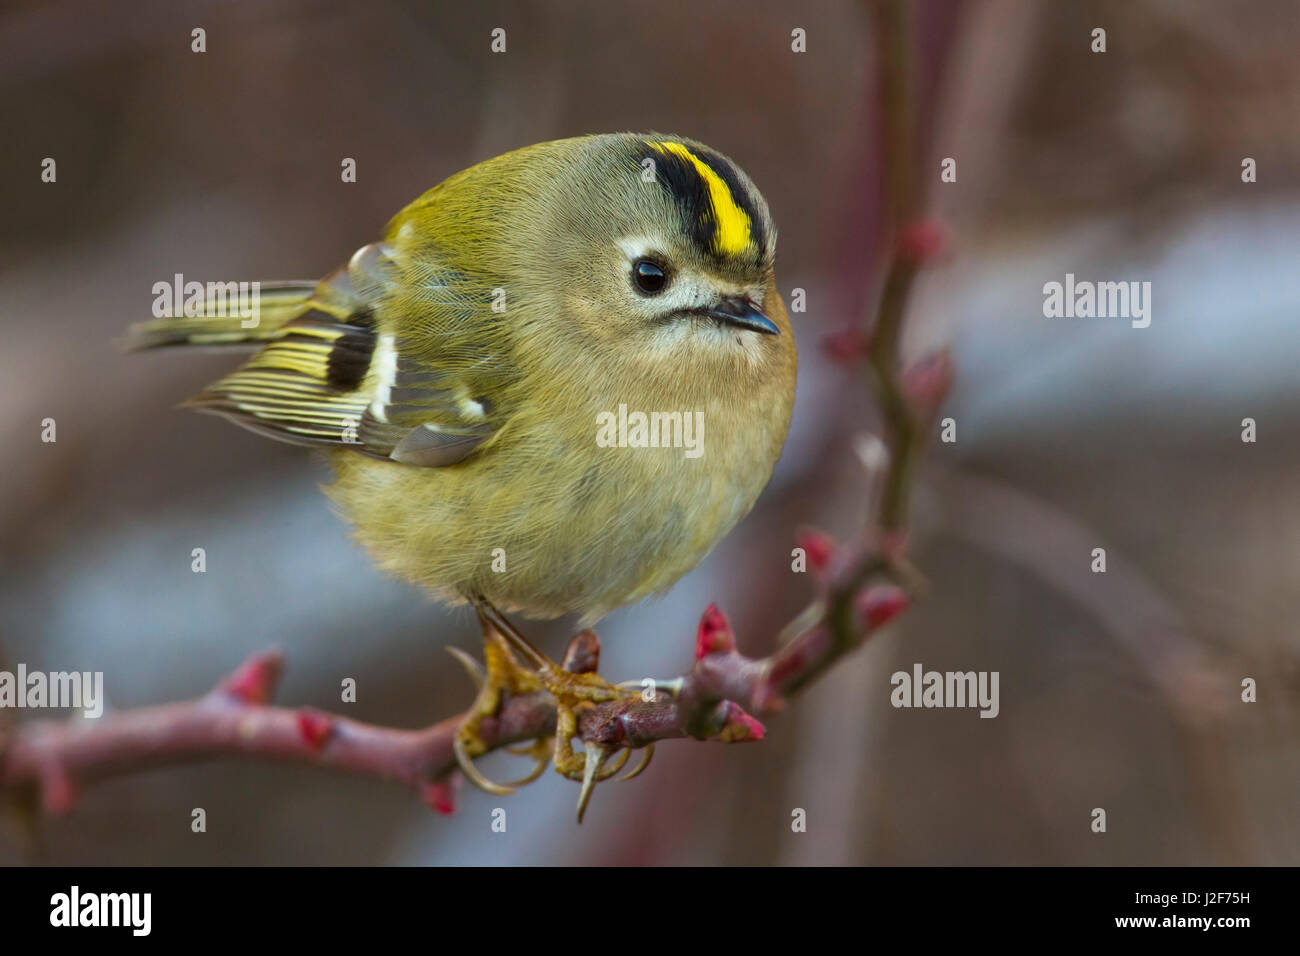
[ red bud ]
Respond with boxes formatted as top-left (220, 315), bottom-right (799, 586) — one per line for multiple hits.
top-left (897, 219), bottom-right (948, 265)
top-left (796, 528), bottom-right (835, 573)
top-left (717, 701), bottom-right (766, 742)
top-left (296, 709), bottom-right (333, 751)
top-left (695, 603), bottom-right (736, 659)
top-left (422, 777), bottom-right (459, 815)
top-left (857, 585), bottom-right (910, 631)
top-left (219, 651), bottom-right (282, 704)
top-left (901, 351), bottom-right (954, 414)
top-left (561, 629), bottom-right (601, 675)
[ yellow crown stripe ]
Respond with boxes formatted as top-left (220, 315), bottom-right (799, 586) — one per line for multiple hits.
top-left (652, 141), bottom-right (753, 256)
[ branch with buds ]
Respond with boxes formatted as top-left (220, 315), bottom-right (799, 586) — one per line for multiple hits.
top-left (0, 574), bottom-right (910, 820)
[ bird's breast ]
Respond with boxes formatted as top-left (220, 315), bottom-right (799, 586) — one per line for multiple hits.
top-left (328, 343), bottom-right (793, 622)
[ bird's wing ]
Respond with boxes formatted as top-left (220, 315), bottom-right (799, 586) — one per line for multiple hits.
top-left (185, 241), bottom-right (515, 466)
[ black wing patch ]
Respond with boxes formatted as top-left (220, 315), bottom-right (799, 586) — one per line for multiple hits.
top-left (185, 309), bottom-right (378, 449)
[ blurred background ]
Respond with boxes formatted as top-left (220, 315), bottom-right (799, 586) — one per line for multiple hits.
top-left (2, 0), bottom-right (1298, 865)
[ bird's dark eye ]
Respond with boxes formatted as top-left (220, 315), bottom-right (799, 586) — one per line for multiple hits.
top-left (632, 259), bottom-right (669, 295)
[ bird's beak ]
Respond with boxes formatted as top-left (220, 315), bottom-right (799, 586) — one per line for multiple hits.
top-left (702, 297), bottom-right (780, 335)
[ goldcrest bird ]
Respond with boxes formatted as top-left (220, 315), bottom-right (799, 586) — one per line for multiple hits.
top-left (132, 132), bottom-right (795, 624)
top-left (130, 133), bottom-right (796, 809)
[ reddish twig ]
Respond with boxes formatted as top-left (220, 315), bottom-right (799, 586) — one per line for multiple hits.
top-left (0, 577), bottom-right (908, 815)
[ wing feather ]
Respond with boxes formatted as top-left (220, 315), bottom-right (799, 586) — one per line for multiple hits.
top-left (184, 241), bottom-right (510, 466)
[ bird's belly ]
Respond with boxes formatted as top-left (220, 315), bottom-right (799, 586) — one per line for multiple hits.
top-left (327, 428), bottom-right (771, 623)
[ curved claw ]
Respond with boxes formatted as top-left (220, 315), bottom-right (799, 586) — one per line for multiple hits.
top-left (592, 747), bottom-right (629, 781)
top-left (500, 738), bottom-right (552, 787)
top-left (501, 758), bottom-right (550, 788)
top-left (575, 745), bottom-right (613, 824)
top-left (453, 735), bottom-right (515, 796)
top-left (619, 743), bottom-right (655, 781)
top-left (445, 646), bottom-right (485, 690)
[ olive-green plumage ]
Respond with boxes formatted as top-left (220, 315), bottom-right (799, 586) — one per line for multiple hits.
top-left (131, 133), bottom-right (796, 624)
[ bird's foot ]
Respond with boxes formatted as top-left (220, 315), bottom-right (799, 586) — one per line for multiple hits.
top-left (456, 598), bottom-right (657, 821)
top-left (451, 613), bottom-right (548, 796)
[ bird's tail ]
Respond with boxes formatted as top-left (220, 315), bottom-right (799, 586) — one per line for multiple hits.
top-left (125, 281), bottom-right (319, 350)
